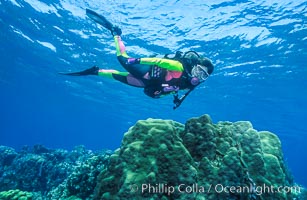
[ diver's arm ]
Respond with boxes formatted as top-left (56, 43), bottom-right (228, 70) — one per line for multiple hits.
top-left (140, 58), bottom-right (184, 72)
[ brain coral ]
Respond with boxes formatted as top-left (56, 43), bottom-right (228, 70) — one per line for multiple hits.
top-left (94, 115), bottom-right (298, 200)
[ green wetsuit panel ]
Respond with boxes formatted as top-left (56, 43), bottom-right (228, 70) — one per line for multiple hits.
top-left (98, 70), bottom-right (129, 78)
top-left (140, 58), bottom-right (184, 72)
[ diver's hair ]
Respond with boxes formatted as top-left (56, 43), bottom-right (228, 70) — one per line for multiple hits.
top-left (183, 52), bottom-right (214, 75)
top-left (199, 57), bottom-right (214, 74)
top-left (166, 51), bottom-right (214, 75)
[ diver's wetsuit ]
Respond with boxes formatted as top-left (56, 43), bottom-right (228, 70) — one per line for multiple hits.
top-left (61, 9), bottom-right (213, 109)
top-left (99, 36), bottom-right (192, 98)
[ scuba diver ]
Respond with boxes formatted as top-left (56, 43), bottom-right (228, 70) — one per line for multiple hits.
top-left (60, 9), bottom-right (214, 109)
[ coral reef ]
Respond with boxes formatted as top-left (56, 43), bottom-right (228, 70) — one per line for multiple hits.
top-left (0, 145), bottom-right (110, 200)
top-left (47, 150), bottom-right (111, 199)
top-left (94, 115), bottom-right (299, 200)
top-left (0, 114), bottom-right (304, 199)
top-left (0, 189), bottom-right (33, 200)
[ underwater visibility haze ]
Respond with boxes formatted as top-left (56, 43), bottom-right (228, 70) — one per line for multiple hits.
top-left (0, 0), bottom-right (306, 188)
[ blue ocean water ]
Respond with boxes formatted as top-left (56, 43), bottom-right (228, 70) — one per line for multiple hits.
top-left (0, 0), bottom-right (306, 187)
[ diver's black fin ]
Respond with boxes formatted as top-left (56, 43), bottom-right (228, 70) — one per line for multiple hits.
top-left (86, 8), bottom-right (122, 36)
top-left (59, 66), bottom-right (99, 76)
top-left (86, 9), bottom-right (113, 31)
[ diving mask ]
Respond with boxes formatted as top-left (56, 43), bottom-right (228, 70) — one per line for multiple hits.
top-left (191, 64), bottom-right (210, 82)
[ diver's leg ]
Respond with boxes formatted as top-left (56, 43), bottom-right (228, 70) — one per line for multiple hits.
top-left (114, 36), bottom-right (151, 78)
top-left (99, 69), bottom-right (145, 87)
top-left (112, 74), bottom-right (146, 88)
top-left (98, 69), bottom-right (128, 78)
top-left (114, 35), bottom-right (129, 57)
